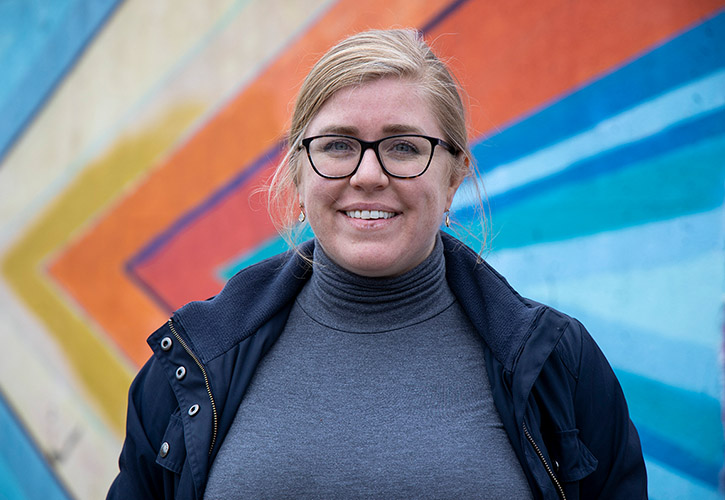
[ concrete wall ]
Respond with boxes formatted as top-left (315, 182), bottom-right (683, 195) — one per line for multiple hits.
top-left (0, 1), bottom-right (723, 498)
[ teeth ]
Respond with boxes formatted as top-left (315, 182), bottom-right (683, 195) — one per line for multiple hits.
top-left (345, 210), bottom-right (395, 220)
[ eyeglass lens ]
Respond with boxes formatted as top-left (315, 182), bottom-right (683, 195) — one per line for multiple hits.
top-left (307, 135), bottom-right (434, 178)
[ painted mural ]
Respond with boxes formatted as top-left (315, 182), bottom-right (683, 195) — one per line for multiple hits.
top-left (0, 1), bottom-right (723, 498)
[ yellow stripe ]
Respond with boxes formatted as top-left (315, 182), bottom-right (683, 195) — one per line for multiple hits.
top-left (1, 103), bottom-right (203, 434)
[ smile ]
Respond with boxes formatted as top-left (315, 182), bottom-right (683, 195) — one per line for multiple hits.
top-left (344, 210), bottom-right (397, 220)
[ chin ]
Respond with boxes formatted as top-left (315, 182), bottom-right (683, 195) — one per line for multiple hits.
top-left (349, 257), bottom-right (411, 278)
top-left (335, 254), bottom-right (396, 278)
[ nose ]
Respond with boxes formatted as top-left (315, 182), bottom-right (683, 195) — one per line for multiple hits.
top-left (349, 148), bottom-right (389, 190)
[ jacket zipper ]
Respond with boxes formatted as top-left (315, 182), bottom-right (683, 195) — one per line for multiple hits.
top-left (168, 319), bottom-right (219, 455)
top-left (523, 421), bottom-right (566, 500)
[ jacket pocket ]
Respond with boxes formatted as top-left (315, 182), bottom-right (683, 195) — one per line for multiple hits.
top-left (155, 411), bottom-right (186, 474)
top-left (552, 429), bottom-right (598, 482)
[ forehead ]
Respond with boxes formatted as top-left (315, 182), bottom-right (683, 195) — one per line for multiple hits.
top-left (306, 78), bottom-right (442, 138)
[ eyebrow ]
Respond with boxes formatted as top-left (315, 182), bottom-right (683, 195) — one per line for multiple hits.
top-left (315, 124), bottom-right (426, 136)
top-left (383, 124), bottom-right (426, 135)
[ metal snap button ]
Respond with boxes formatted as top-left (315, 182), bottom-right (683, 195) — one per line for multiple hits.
top-left (175, 366), bottom-right (186, 380)
top-left (188, 404), bottom-right (200, 417)
top-left (160, 337), bottom-right (173, 351)
top-left (159, 441), bottom-right (170, 458)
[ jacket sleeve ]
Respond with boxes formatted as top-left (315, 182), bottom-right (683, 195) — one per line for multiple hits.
top-left (572, 320), bottom-right (648, 499)
top-left (107, 356), bottom-right (179, 499)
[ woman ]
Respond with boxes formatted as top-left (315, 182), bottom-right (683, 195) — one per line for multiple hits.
top-left (108, 29), bottom-right (647, 499)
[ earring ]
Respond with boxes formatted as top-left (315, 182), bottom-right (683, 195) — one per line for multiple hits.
top-left (445, 210), bottom-right (451, 228)
top-left (298, 205), bottom-right (306, 223)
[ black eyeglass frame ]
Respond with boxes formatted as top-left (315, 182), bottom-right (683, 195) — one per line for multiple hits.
top-left (300, 134), bottom-right (459, 179)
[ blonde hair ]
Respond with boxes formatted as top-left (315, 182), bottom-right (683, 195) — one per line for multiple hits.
top-left (268, 28), bottom-right (485, 247)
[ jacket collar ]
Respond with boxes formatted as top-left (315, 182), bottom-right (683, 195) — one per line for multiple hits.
top-left (172, 240), bottom-right (314, 363)
top-left (172, 232), bottom-right (546, 370)
top-left (440, 232), bottom-right (545, 371)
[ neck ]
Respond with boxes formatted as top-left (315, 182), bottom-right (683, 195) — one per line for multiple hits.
top-left (296, 234), bottom-right (455, 333)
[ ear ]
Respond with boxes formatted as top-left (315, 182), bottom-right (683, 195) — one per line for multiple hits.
top-left (446, 157), bottom-right (467, 206)
top-left (296, 169), bottom-right (306, 204)
top-left (295, 153), bottom-right (307, 201)
top-left (446, 174), bottom-right (463, 208)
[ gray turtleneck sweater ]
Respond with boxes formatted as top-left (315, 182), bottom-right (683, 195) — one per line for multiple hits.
top-left (204, 238), bottom-right (532, 499)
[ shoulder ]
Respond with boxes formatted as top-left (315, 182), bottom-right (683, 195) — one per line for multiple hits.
top-left (441, 233), bottom-right (554, 368)
top-left (169, 241), bottom-right (314, 361)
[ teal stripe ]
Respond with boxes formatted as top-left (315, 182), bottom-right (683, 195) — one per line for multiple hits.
top-left (617, 369), bottom-right (723, 468)
top-left (219, 225), bottom-right (315, 280)
top-left (485, 134), bottom-right (725, 249)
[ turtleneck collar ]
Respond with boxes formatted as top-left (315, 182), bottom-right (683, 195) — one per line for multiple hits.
top-left (295, 234), bottom-right (456, 333)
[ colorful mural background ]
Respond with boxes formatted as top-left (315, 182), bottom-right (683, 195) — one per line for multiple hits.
top-left (0, 1), bottom-right (723, 498)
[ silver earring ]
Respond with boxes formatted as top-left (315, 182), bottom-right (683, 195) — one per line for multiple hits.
top-left (445, 211), bottom-right (451, 228)
top-left (298, 207), bottom-right (306, 223)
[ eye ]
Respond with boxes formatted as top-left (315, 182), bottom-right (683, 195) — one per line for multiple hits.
top-left (385, 139), bottom-right (422, 157)
top-left (393, 142), bottom-right (417, 153)
top-left (322, 138), bottom-right (355, 152)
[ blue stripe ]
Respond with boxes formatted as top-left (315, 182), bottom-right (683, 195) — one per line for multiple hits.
top-left (0, 389), bottom-right (71, 500)
top-left (420, 0), bottom-right (472, 33)
top-left (472, 10), bottom-right (725, 169)
top-left (0, 0), bottom-right (124, 163)
top-left (456, 107), bottom-right (725, 225)
top-left (125, 259), bottom-right (176, 313)
top-left (0, 2), bottom-right (72, 101)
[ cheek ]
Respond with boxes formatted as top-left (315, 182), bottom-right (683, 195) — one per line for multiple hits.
top-left (431, 170), bottom-right (459, 206)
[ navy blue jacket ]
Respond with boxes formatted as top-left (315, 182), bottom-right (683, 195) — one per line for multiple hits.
top-left (108, 233), bottom-right (647, 499)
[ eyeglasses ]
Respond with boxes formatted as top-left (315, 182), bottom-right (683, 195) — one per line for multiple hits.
top-left (300, 134), bottom-right (459, 179)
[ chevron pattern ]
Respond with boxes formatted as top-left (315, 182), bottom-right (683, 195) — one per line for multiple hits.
top-left (0, 1), bottom-right (723, 498)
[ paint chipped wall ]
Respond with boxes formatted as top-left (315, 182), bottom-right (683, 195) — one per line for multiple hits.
top-left (0, 1), bottom-right (723, 498)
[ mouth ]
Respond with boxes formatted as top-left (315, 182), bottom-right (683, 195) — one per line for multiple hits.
top-left (344, 209), bottom-right (398, 220)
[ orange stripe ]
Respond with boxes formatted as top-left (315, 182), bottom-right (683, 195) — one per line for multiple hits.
top-left (426, 0), bottom-right (725, 137)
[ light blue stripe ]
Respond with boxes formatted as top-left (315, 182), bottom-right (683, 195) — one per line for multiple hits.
top-left (531, 291), bottom-right (720, 401)
top-left (486, 206), bottom-right (724, 400)
top-left (0, 0), bottom-right (123, 162)
top-left (453, 70), bottom-right (725, 210)
top-left (0, 455), bottom-right (27, 500)
top-left (486, 208), bottom-right (722, 287)
top-left (0, 392), bottom-right (70, 500)
top-left (646, 458), bottom-right (721, 500)
top-left (0, 1), bottom-right (73, 103)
